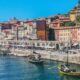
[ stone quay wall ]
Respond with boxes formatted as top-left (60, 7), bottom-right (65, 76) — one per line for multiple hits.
top-left (10, 49), bottom-right (80, 64)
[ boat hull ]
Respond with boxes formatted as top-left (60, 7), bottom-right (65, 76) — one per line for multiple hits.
top-left (59, 70), bottom-right (80, 76)
top-left (29, 60), bottom-right (44, 64)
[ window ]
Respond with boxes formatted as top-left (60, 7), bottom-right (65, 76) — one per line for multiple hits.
top-left (60, 38), bottom-right (62, 41)
top-left (46, 42), bottom-right (48, 45)
top-left (37, 43), bottom-right (40, 46)
top-left (60, 34), bottom-right (62, 36)
top-left (24, 27), bottom-right (27, 30)
top-left (42, 43), bottom-right (45, 46)
top-left (49, 42), bottom-right (54, 46)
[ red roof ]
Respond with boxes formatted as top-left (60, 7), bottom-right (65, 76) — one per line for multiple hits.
top-left (23, 20), bottom-right (33, 23)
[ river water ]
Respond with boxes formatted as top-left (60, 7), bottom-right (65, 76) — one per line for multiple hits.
top-left (0, 56), bottom-right (80, 80)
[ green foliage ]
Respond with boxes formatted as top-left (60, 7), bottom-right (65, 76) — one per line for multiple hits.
top-left (60, 21), bottom-right (76, 26)
top-left (76, 15), bottom-right (80, 23)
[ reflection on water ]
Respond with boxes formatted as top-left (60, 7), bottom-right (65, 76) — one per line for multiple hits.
top-left (0, 56), bottom-right (79, 80)
top-left (62, 76), bottom-right (80, 80)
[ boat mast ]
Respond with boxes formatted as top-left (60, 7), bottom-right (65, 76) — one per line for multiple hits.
top-left (32, 41), bottom-right (34, 54)
top-left (66, 50), bottom-right (69, 66)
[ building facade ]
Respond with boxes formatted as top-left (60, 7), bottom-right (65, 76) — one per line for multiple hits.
top-left (51, 26), bottom-right (80, 44)
top-left (36, 20), bottom-right (48, 40)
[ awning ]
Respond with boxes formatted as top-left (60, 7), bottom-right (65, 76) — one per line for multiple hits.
top-left (72, 43), bottom-right (78, 46)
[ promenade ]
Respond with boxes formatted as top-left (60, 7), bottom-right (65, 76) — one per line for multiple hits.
top-left (0, 40), bottom-right (80, 64)
top-left (9, 48), bottom-right (80, 64)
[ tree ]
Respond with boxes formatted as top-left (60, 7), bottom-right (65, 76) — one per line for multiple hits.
top-left (60, 21), bottom-right (76, 26)
top-left (76, 15), bottom-right (80, 23)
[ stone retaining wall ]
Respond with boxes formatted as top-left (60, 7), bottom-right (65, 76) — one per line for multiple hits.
top-left (10, 49), bottom-right (80, 64)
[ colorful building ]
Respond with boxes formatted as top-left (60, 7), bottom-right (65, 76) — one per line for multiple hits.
top-left (69, 0), bottom-right (80, 21)
top-left (23, 20), bottom-right (37, 40)
top-left (0, 0), bottom-right (80, 42)
top-left (36, 19), bottom-right (48, 40)
top-left (49, 26), bottom-right (80, 44)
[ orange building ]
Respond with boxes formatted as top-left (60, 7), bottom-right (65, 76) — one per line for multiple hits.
top-left (37, 31), bottom-right (48, 40)
top-left (36, 20), bottom-right (48, 40)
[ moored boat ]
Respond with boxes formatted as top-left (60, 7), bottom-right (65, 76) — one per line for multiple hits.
top-left (58, 47), bottom-right (80, 77)
top-left (58, 64), bottom-right (80, 76)
top-left (28, 51), bottom-right (44, 64)
top-left (28, 59), bottom-right (44, 64)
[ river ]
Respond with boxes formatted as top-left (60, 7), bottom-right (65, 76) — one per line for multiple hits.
top-left (0, 56), bottom-right (80, 80)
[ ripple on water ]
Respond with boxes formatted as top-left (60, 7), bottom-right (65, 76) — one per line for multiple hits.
top-left (0, 56), bottom-right (79, 80)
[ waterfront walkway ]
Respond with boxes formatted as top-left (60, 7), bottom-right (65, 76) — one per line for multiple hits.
top-left (9, 48), bottom-right (80, 64)
top-left (0, 40), bottom-right (80, 64)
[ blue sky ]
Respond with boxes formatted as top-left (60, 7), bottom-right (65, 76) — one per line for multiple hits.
top-left (0, 0), bottom-right (78, 21)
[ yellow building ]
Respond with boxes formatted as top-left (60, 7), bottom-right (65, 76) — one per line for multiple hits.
top-left (59, 29), bottom-right (71, 42)
top-left (69, 6), bottom-right (80, 22)
top-left (69, 9), bottom-right (76, 21)
top-left (52, 26), bottom-right (80, 43)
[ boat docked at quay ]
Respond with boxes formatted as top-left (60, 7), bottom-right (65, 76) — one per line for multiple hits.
top-left (58, 64), bottom-right (80, 76)
top-left (27, 41), bottom-right (44, 64)
top-left (58, 49), bottom-right (80, 77)
top-left (28, 53), bottom-right (44, 64)
top-left (1, 40), bottom-right (80, 64)
top-left (28, 59), bottom-right (44, 64)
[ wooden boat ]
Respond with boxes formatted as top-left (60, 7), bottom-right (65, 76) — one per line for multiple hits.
top-left (29, 59), bottom-right (44, 64)
top-left (28, 42), bottom-right (44, 64)
top-left (58, 48), bottom-right (80, 77)
top-left (58, 64), bottom-right (80, 76)
top-left (28, 51), bottom-right (44, 64)
top-left (28, 54), bottom-right (44, 64)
